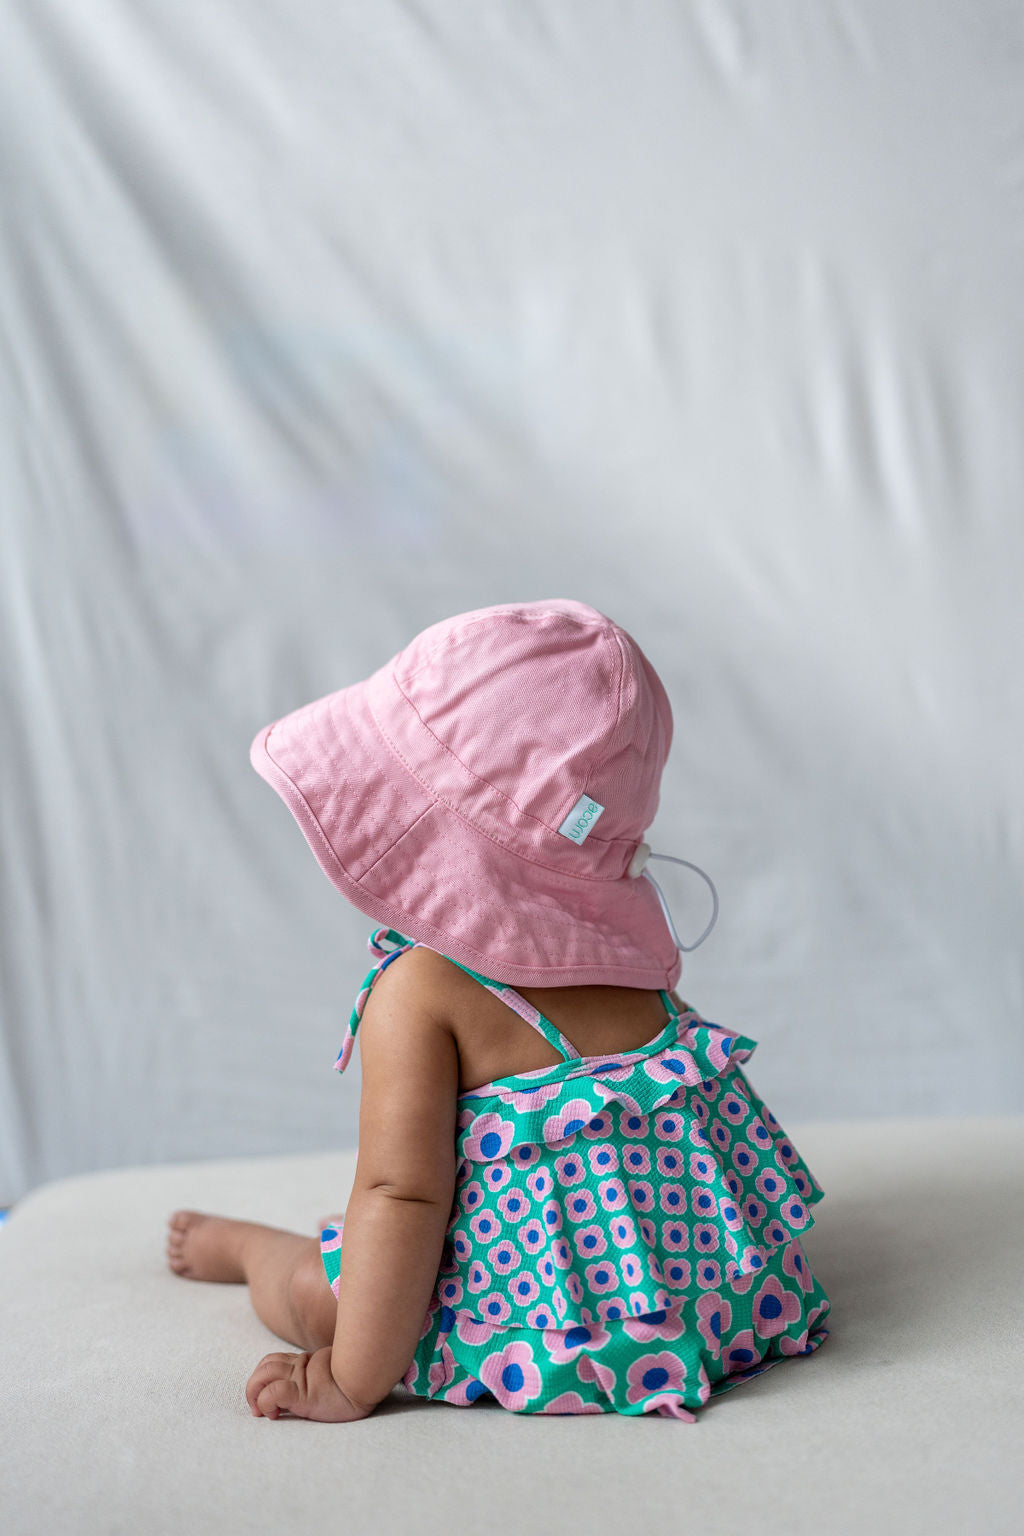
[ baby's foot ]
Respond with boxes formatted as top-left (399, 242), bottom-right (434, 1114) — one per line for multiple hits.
top-left (166, 1210), bottom-right (251, 1282)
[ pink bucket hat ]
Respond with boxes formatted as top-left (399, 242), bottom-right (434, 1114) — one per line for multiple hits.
top-left (249, 599), bottom-right (718, 989)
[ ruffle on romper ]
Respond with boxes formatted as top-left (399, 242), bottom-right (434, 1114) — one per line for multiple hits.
top-left (320, 928), bottom-right (831, 1420)
top-left (441, 1020), bottom-right (823, 1331)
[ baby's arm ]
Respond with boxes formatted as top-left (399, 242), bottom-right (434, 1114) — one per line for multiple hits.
top-left (328, 955), bottom-right (460, 1410)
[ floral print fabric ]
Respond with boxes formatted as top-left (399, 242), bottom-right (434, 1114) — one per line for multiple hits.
top-left (320, 927), bottom-right (831, 1419)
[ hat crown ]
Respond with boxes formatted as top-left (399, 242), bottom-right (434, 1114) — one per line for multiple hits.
top-left (385, 600), bottom-right (672, 860)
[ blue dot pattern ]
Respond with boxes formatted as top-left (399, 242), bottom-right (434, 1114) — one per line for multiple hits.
top-left (320, 929), bottom-right (831, 1419)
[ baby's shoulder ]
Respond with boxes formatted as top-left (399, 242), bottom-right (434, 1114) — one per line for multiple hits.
top-left (359, 943), bottom-right (468, 1028)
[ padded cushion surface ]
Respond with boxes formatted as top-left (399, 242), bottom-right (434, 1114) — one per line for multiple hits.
top-left (1, 1117), bottom-right (1020, 1535)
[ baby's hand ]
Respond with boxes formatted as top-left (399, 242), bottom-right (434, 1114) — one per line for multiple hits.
top-left (246, 1347), bottom-right (373, 1423)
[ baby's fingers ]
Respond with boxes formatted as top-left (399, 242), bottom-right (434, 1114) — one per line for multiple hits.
top-left (255, 1375), bottom-right (303, 1420)
top-left (245, 1352), bottom-right (306, 1417)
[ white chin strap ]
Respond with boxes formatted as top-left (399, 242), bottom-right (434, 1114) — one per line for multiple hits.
top-left (626, 843), bottom-right (720, 954)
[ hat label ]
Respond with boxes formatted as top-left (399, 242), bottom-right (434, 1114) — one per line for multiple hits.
top-left (557, 794), bottom-right (606, 845)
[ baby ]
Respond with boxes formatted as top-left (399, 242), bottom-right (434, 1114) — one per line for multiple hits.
top-left (167, 599), bottom-right (831, 1421)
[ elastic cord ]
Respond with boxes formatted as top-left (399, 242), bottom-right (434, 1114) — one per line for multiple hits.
top-left (641, 852), bottom-right (720, 953)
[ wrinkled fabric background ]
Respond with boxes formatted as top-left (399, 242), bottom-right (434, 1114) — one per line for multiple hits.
top-left (1, 1), bottom-right (1021, 1204)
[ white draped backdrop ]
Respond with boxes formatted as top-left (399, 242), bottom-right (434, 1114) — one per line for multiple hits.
top-left (1, 1), bottom-right (1021, 1205)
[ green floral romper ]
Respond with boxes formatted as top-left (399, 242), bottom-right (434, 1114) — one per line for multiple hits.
top-left (320, 927), bottom-right (831, 1421)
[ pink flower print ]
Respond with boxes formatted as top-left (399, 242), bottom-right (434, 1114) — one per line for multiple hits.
top-left (696, 1291), bottom-right (732, 1357)
top-left (459, 1180), bottom-right (486, 1215)
top-left (540, 1391), bottom-right (605, 1415)
top-left (692, 1222), bottom-right (719, 1255)
top-left (745, 1117), bottom-right (774, 1153)
top-left (732, 1143), bottom-right (758, 1178)
top-left (722, 1329), bottom-right (764, 1373)
top-left (695, 1258), bottom-right (722, 1290)
top-left (703, 1030), bottom-right (736, 1073)
top-left (638, 1218), bottom-right (656, 1246)
top-left (751, 1274), bottom-right (803, 1338)
top-left (806, 1299), bottom-right (831, 1330)
top-left (598, 1177), bottom-right (628, 1211)
top-left (479, 1340), bottom-right (543, 1411)
top-left (698, 1076), bottom-right (722, 1103)
top-left (609, 1213), bottom-right (637, 1248)
top-left (649, 1396), bottom-right (697, 1421)
top-left (565, 1188), bottom-right (597, 1223)
top-left (526, 1166), bottom-right (553, 1200)
top-left (661, 1218), bottom-right (689, 1253)
top-left (428, 1344), bottom-right (454, 1396)
top-left (793, 1168), bottom-right (813, 1199)
top-left (643, 1051), bottom-right (700, 1087)
top-left (689, 1150), bottom-right (716, 1181)
top-left (726, 1262), bottom-right (759, 1294)
top-left (755, 1168), bottom-right (786, 1203)
top-left (653, 1109), bottom-right (686, 1141)
top-left (456, 1312), bottom-right (502, 1346)
top-left (517, 1216), bottom-right (547, 1255)
top-left (437, 1277), bottom-right (464, 1306)
top-left (724, 1169), bottom-right (742, 1197)
top-left (618, 1109), bottom-right (649, 1139)
top-left (740, 1241), bottom-right (768, 1269)
top-left (540, 1197), bottom-right (563, 1235)
top-left (401, 1358), bottom-right (419, 1390)
top-left (543, 1320), bottom-right (612, 1362)
top-left (576, 1352), bottom-right (618, 1398)
top-left (497, 1081), bottom-right (562, 1112)
top-left (537, 1255), bottom-right (556, 1286)
top-left (774, 1138), bottom-right (798, 1169)
top-left (623, 1305), bottom-right (687, 1343)
top-left (582, 1109), bottom-right (614, 1139)
top-left (482, 1162), bottom-right (512, 1192)
top-left (657, 1183), bottom-right (686, 1218)
top-left (544, 1097), bottom-right (597, 1144)
top-left (691, 1185), bottom-right (718, 1221)
top-left (621, 1143), bottom-right (651, 1177)
top-left (565, 1271), bottom-right (584, 1304)
top-left (620, 1254), bottom-right (644, 1287)
top-left (656, 1146), bottom-right (685, 1177)
top-left (487, 1239), bottom-right (521, 1276)
top-left (319, 1222), bottom-right (344, 1255)
top-left (761, 1104), bottom-right (782, 1133)
top-left (742, 1195), bottom-right (767, 1227)
top-left (724, 1232), bottom-right (738, 1257)
top-left (551, 1285), bottom-right (568, 1320)
top-left (596, 1295), bottom-right (630, 1323)
top-left (719, 1090), bottom-right (748, 1125)
top-left (469, 1209), bottom-right (501, 1244)
top-left (508, 1270), bottom-right (540, 1307)
top-left (497, 1186), bottom-right (530, 1223)
top-left (688, 1121), bottom-right (712, 1149)
top-left (554, 1151), bottom-right (587, 1187)
top-left (719, 1197), bottom-right (744, 1232)
top-left (509, 1141), bottom-right (541, 1170)
top-left (551, 1235), bottom-right (574, 1271)
top-left (661, 1256), bottom-right (692, 1290)
top-left (451, 1228), bottom-right (473, 1262)
top-left (574, 1223), bottom-right (607, 1259)
top-left (478, 1291), bottom-right (513, 1326)
top-left (626, 1352), bottom-right (688, 1406)
top-left (587, 1141), bottom-right (619, 1176)
top-left (456, 1107), bottom-right (475, 1131)
top-left (589, 1056), bottom-right (637, 1083)
top-left (780, 1193), bottom-right (810, 1229)
top-left (707, 1119), bottom-right (732, 1153)
top-left (689, 1096), bottom-right (710, 1126)
top-left (782, 1239), bottom-right (814, 1293)
top-left (527, 1303), bottom-right (557, 1328)
top-left (626, 1179), bottom-right (654, 1214)
top-left (464, 1112), bottom-right (515, 1162)
top-left (467, 1259), bottom-right (491, 1293)
top-left (763, 1219), bottom-right (790, 1249)
top-left (585, 1258), bottom-right (619, 1293)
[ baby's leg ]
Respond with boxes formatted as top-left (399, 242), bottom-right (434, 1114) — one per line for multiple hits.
top-left (167, 1212), bottom-right (338, 1351)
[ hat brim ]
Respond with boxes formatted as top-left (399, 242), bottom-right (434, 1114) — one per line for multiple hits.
top-left (250, 676), bottom-right (682, 989)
